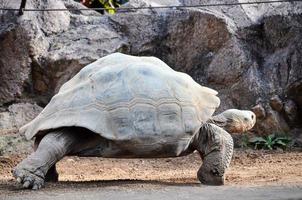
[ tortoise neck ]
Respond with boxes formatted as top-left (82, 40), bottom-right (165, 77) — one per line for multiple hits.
top-left (207, 114), bottom-right (228, 130)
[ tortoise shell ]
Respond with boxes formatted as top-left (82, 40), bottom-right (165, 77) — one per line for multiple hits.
top-left (21, 53), bottom-right (220, 150)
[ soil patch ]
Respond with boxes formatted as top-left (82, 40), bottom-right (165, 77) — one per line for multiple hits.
top-left (0, 149), bottom-right (301, 193)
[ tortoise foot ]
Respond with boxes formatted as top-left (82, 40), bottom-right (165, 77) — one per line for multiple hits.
top-left (12, 166), bottom-right (45, 190)
top-left (197, 167), bottom-right (224, 186)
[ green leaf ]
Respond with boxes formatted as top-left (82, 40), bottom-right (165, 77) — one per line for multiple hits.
top-left (267, 134), bottom-right (275, 142)
top-left (249, 137), bottom-right (267, 143)
top-left (275, 140), bottom-right (287, 146)
top-left (277, 137), bottom-right (291, 142)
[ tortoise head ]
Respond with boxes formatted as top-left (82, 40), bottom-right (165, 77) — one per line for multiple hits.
top-left (211, 109), bottom-right (256, 133)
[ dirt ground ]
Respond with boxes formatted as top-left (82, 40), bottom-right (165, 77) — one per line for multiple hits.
top-left (1, 149), bottom-right (302, 191)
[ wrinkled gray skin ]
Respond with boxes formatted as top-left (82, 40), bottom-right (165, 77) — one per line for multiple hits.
top-left (13, 109), bottom-right (255, 190)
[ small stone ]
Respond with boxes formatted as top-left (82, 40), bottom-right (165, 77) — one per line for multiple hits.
top-left (275, 148), bottom-right (284, 153)
top-left (270, 95), bottom-right (283, 112)
top-left (66, 158), bottom-right (75, 163)
top-left (251, 104), bottom-right (266, 119)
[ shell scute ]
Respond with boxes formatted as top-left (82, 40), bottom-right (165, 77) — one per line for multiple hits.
top-left (132, 104), bottom-right (159, 137)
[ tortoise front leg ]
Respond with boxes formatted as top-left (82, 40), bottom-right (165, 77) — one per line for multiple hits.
top-left (194, 123), bottom-right (233, 185)
top-left (12, 128), bottom-right (79, 190)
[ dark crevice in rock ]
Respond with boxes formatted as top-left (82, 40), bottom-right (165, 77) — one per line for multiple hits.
top-left (0, 101), bottom-right (18, 110)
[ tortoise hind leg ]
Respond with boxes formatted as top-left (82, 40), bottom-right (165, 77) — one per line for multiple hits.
top-left (34, 135), bottom-right (59, 183)
top-left (12, 128), bottom-right (81, 189)
top-left (195, 123), bottom-right (233, 185)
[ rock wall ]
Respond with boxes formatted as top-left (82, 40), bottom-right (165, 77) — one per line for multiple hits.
top-left (0, 0), bottom-right (302, 153)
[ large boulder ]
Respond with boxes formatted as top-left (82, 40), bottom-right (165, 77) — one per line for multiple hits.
top-left (0, 103), bottom-right (42, 155)
top-left (0, 0), bottom-right (127, 106)
top-left (0, 0), bottom-right (302, 152)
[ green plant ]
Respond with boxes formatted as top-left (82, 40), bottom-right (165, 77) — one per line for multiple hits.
top-left (81, 0), bottom-right (128, 14)
top-left (249, 134), bottom-right (291, 150)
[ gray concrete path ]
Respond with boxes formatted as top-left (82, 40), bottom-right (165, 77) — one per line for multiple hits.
top-left (1, 182), bottom-right (302, 200)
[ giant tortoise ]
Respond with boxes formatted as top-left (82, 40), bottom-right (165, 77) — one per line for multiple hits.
top-left (13, 53), bottom-right (256, 189)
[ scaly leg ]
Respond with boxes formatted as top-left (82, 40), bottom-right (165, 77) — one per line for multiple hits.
top-left (194, 123), bottom-right (233, 185)
top-left (33, 135), bottom-right (59, 183)
top-left (12, 128), bottom-right (81, 189)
